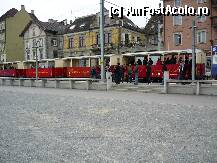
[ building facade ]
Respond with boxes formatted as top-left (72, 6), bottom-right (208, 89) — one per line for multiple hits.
top-left (163, 0), bottom-right (217, 54)
top-left (63, 10), bottom-right (145, 66)
top-left (144, 15), bottom-right (163, 51)
top-left (20, 17), bottom-right (68, 68)
top-left (0, 8), bottom-right (18, 62)
top-left (4, 5), bottom-right (36, 62)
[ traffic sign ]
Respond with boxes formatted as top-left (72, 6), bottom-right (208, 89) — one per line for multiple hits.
top-left (213, 46), bottom-right (217, 52)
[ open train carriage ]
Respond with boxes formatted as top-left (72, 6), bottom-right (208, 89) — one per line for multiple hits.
top-left (124, 49), bottom-right (206, 80)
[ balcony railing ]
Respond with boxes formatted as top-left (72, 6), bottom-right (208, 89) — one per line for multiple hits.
top-left (211, 16), bottom-right (217, 28)
top-left (212, 0), bottom-right (217, 7)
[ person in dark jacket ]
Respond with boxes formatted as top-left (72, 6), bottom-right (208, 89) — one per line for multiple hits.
top-left (90, 66), bottom-right (97, 78)
top-left (114, 63), bottom-right (121, 84)
top-left (148, 58), bottom-right (153, 65)
top-left (146, 63), bottom-right (152, 85)
top-left (179, 61), bottom-right (185, 80)
top-left (134, 63), bottom-right (139, 85)
top-left (161, 62), bottom-right (168, 85)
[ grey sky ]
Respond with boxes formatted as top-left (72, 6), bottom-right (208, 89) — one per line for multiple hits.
top-left (0, 0), bottom-right (161, 27)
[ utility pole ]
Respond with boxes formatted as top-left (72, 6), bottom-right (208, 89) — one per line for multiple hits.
top-left (192, 20), bottom-right (196, 80)
top-left (100, 0), bottom-right (105, 81)
top-left (36, 47), bottom-right (38, 80)
top-left (158, 20), bottom-right (161, 51)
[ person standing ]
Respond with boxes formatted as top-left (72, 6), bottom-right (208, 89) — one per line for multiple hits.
top-left (146, 63), bottom-right (152, 85)
top-left (179, 61), bottom-right (185, 80)
top-left (161, 62), bottom-right (168, 85)
top-left (134, 63), bottom-right (139, 85)
top-left (120, 65), bottom-right (125, 83)
top-left (114, 63), bottom-right (121, 84)
top-left (148, 58), bottom-right (153, 65)
top-left (127, 64), bottom-right (133, 83)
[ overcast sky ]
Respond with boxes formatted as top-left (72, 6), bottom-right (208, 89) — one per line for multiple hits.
top-left (0, 0), bottom-right (161, 28)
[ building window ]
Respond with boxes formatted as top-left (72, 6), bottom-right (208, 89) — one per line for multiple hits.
top-left (125, 33), bottom-right (130, 45)
top-left (39, 48), bottom-right (43, 60)
top-left (79, 35), bottom-right (85, 48)
top-left (197, 0), bottom-right (206, 4)
top-left (173, 16), bottom-right (182, 25)
top-left (53, 50), bottom-right (58, 58)
top-left (32, 39), bottom-right (36, 48)
top-left (197, 30), bottom-right (206, 43)
top-left (108, 33), bottom-right (112, 44)
top-left (33, 50), bottom-right (36, 60)
top-left (32, 27), bottom-right (35, 36)
top-left (26, 49), bottom-right (30, 60)
top-left (39, 38), bottom-right (43, 47)
top-left (96, 34), bottom-right (100, 45)
top-left (26, 41), bottom-right (29, 49)
top-left (174, 0), bottom-right (181, 6)
top-left (69, 37), bottom-right (74, 49)
top-left (197, 16), bottom-right (206, 22)
top-left (51, 39), bottom-right (57, 47)
top-left (150, 36), bottom-right (158, 45)
top-left (174, 33), bottom-right (182, 46)
top-left (137, 37), bottom-right (141, 43)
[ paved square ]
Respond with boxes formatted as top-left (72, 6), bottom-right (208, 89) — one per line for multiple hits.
top-left (0, 86), bottom-right (217, 162)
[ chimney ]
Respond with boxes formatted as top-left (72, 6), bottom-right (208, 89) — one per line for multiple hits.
top-left (21, 5), bottom-right (25, 10)
top-left (63, 19), bottom-right (67, 25)
top-left (31, 10), bottom-right (34, 14)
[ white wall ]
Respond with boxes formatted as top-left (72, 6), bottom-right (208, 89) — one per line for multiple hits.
top-left (23, 23), bottom-right (46, 61)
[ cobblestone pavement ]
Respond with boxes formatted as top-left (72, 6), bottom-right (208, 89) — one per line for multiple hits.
top-left (0, 86), bottom-right (217, 163)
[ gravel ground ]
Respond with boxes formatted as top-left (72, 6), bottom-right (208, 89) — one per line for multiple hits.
top-left (0, 86), bottom-right (217, 163)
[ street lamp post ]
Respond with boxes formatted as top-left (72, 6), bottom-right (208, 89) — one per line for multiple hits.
top-left (192, 20), bottom-right (197, 80)
top-left (100, 0), bottom-right (105, 81)
top-left (33, 40), bottom-right (41, 81)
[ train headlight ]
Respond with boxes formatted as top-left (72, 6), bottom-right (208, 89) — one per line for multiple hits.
top-left (158, 73), bottom-right (160, 76)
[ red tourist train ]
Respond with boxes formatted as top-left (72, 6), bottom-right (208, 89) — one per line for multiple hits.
top-left (0, 50), bottom-right (206, 80)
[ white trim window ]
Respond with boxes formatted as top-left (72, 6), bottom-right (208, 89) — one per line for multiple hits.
top-left (197, 15), bottom-right (206, 22)
top-left (197, 0), bottom-right (206, 4)
top-left (51, 38), bottom-right (57, 47)
top-left (174, 0), bottom-right (181, 6)
top-left (173, 16), bottom-right (182, 25)
top-left (174, 33), bottom-right (182, 46)
top-left (197, 30), bottom-right (206, 44)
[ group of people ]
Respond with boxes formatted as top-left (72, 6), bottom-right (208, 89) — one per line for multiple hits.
top-left (112, 62), bottom-right (153, 85)
top-left (0, 66), bottom-right (15, 70)
top-left (90, 55), bottom-right (192, 84)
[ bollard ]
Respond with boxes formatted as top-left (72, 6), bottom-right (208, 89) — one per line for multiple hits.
top-left (163, 71), bottom-right (169, 94)
top-left (55, 80), bottom-right (60, 88)
top-left (19, 79), bottom-right (24, 87)
top-left (69, 80), bottom-right (75, 89)
top-left (41, 80), bottom-right (47, 88)
top-left (106, 72), bottom-right (112, 91)
top-left (30, 79), bottom-right (34, 87)
top-left (196, 81), bottom-right (200, 95)
top-left (2, 79), bottom-right (5, 86)
top-left (10, 79), bottom-right (14, 86)
top-left (86, 80), bottom-right (92, 90)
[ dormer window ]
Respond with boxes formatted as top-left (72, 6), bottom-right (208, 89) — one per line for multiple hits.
top-left (80, 23), bottom-right (85, 28)
top-left (51, 39), bottom-right (57, 47)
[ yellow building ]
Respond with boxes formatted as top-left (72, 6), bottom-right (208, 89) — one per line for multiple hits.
top-left (63, 10), bottom-right (145, 66)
